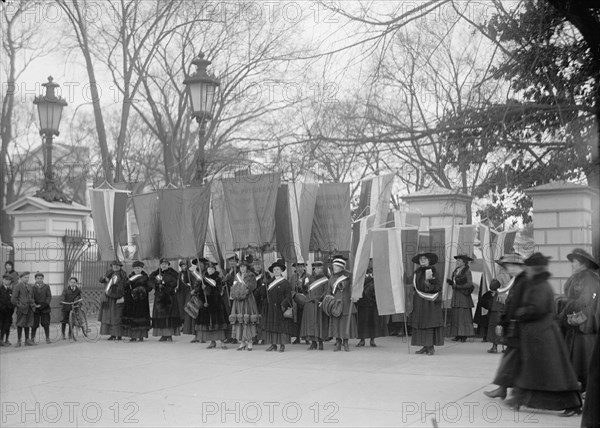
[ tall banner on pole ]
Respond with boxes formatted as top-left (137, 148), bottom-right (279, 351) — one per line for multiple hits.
top-left (350, 214), bottom-right (376, 301)
top-left (89, 188), bottom-right (129, 261)
top-left (222, 173), bottom-right (280, 250)
top-left (309, 183), bottom-right (352, 253)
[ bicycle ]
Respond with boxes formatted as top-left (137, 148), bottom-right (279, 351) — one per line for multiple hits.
top-left (61, 298), bottom-right (89, 340)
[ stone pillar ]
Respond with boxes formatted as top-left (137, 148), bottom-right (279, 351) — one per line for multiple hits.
top-left (5, 196), bottom-right (91, 321)
top-left (401, 187), bottom-right (472, 230)
top-left (525, 182), bottom-right (595, 294)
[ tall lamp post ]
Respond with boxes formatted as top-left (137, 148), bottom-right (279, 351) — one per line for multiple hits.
top-left (183, 51), bottom-right (220, 183)
top-left (33, 76), bottom-right (70, 203)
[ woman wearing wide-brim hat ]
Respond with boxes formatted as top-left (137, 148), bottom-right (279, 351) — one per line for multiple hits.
top-left (447, 255), bottom-right (475, 343)
top-left (262, 260), bottom-right (294, 352)
top-left (410, 252), bottom-right (443, 355)
top-left (504, 252), bottom-right (582, 414)
top-left (557, 248), bottom-right (600, 399)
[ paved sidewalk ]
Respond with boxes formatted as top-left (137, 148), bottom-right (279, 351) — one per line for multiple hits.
top-left (0, 323), bottom-right (582, 427)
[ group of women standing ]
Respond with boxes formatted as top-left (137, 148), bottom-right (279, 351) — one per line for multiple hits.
top-left (482, 248), bottom-right (600, 422)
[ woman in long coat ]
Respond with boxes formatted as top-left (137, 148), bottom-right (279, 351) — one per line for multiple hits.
top-left (149, 258), bottom-right (181, 341)
top-left (263, 260), bottom-right (294, 352)
top-left (356, 262), bottom-right (387, 347)
top-left (558, 248), bottom-right (600, 394)
top-left (484, 254), bottom-right (527, 399)
top-left (328, 255), bottom-right (358, 352)
top-left (300, 261), bottom-right (330, 350)
top-left (121, 260), bottom-right (151, 341)
top-left (505, 252), bottom-right (582, 414)
top-left (448, 255), bottom-right (475, 342)
top-left (98, 260), bottom-right (128, 340)
top-left (176, 259), bottom-right (196, 339)
top-left (229, 261), bottom-right (260, 350)
top-left (411, 252), bottom-right (444, 355)
top-left (195, 261), bottom-right (229, 349)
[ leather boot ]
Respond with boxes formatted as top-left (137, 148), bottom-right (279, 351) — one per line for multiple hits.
top-left (483, 386), bottom-right (507, 400)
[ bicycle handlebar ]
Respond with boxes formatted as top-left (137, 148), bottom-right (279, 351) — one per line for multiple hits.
top-left (60, 298), bottom-right (84, 305)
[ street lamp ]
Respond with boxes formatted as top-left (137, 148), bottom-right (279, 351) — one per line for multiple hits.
top-left (33, 76), bottom-right (70, 203)
top-left (183, 51), bottom-right (220, 183)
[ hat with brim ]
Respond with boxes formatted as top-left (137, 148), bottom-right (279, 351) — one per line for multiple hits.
top-left (132, 261), bottom-right (144, 268)
top-left (495, 253), bottom-right (524, 266)
top-left (268, 260), bottom-right (286, 273)
top-left (411, 252), bottom-right (438, 265)
top-left (524, 252), bottom-right (551, 266)
top-left (454, 254), bottom-right (473, 262)
top-left (19, 271), bottom-right (30, 278)
top-left (566, 248), bottom-right (599, 270)
top-left (159, 258), bottom-right (170, 265)
top-left (111, 260), bottom-right (123, 267)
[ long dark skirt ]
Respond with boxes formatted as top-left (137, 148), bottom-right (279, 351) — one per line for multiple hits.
top-left (411, 326), bottom-right (444, 346)
top-left (492, 347), bottom-right (520, 387)
top-left (513, 388), bottom-right (581, 411)
top-left (356, 305), bottom-right (387, 339)
top-left (565, 329), bottom-right (596, 391)
top-left (449, 307), bottom-right (474, 337)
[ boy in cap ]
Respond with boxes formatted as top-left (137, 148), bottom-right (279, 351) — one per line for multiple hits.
top-left (10, 271), bottom-right (36, 346)
top-left (61, 277), bottom-right (82, 340)
top-left (32, 272), bottom-right (53, 344)
top-left (0, 274), bottom-right (15, 346)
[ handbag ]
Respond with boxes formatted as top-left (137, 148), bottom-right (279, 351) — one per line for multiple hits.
top-left (283, 306), bottom-right (294, 319)
top-left (567, 311), bottom-right (587, 326)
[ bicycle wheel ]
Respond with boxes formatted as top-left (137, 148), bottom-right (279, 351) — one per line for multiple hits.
top-left (69, 310), bottom-right (78, 341)
top-left (77, 309), bottom-right (89, 338)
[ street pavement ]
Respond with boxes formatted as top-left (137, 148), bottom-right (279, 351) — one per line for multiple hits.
top-left (0, 322), bottom-right (582, 428)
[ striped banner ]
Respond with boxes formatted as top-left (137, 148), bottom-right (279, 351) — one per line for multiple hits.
top-left (372, 227), bottom-right (410, 315)
top-left (356, 173), bottom-right (395, 226)
top-left (350, 214), bottom-right (376, 301)
top-left (275, 182), bottom-right (319, 262)
top-left (479, 225), bottom-right (518, 294)
top-left (89, 188), bottom-right (129, 261)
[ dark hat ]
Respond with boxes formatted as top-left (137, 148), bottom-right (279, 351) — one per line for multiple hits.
top-left (331, 255), bottom-right (347, 269)
top-left (566, 248), bottom-right (599, 270)
top-left (454, 254), bottom-right (473, 262)
top-left (132, 260), bottom-right (144, 268)
top-left (2, 274), bottom-right (12, 280)
top-left (159, 258), bottom-right (170, 265)
top-left (524, 252), bottom-right (551, 266)
top-left (268, 260), bottom-right (286, 273)
top-left (489, 279), bottom-right (501, 291)
top-left (312, 261), bottom-right (324, 268)
top-left (111, 260), bottom-right (123, 267)
top-left (191, 257), bottom-right (208, 266)
top-left (495, 253), bottom-right (524, 266)
top-left (19, 271), bottom-right (30, 278)
top-left (411, 252), bottom-right (439, 265)
top-left (34, 272), bottom-right (44, 278)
